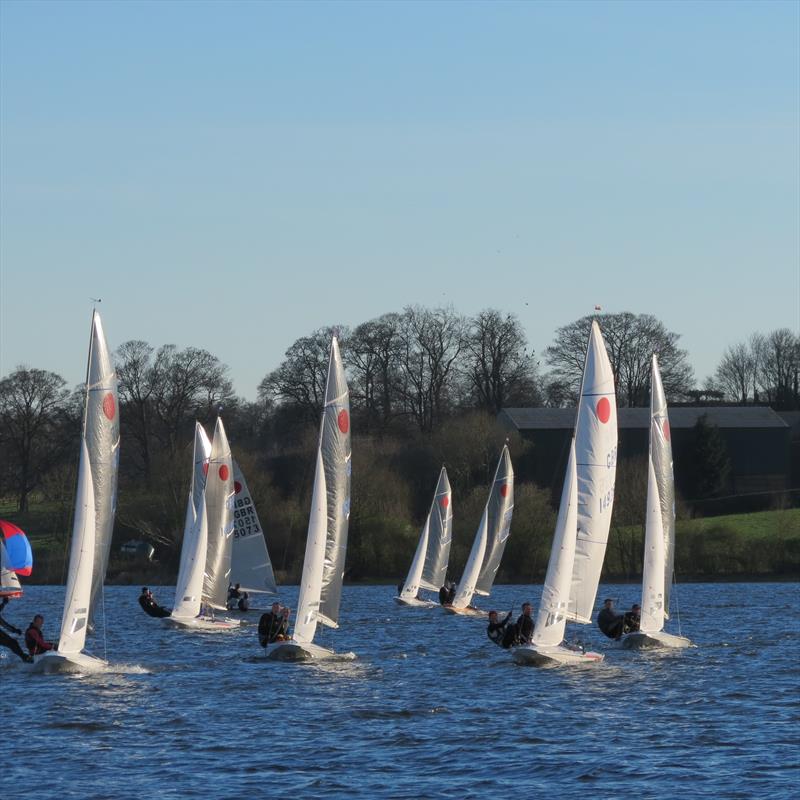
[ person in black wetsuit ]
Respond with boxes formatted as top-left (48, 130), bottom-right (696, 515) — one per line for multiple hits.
top-left (237, 592), bottom-right (250, 612)
top-left (258, 602), bottom-right (288, 646)
top-left (439, 581), bottom-right (451, 605)
top-left (138, 587), bottom-right (171, 618)
top-left (0, 597), bottom-right (33, 662)
top-left (486, 609), bottom-right (515, 648)
top-left (516, 602), bottom-right (535, 644)
top-left (623, 603), bottom-right (641, 634)
top-left (597, 598), bottom-right (624, 639)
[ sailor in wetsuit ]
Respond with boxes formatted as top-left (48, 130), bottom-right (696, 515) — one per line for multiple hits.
top-left (486, 609), bottom-right (516, 648)
top-left (622, 603), bottom-right (641, 634)
top-left (0, 597), bottom-right (33, 662)
top-left (596, 598), bottom-right (624, 639)
top-left (25, 614), bottom-right (54, 656)
top-left (258, 602), bottom-right (289, 646)
top-left (138, 587), bottom-right (171, 618)
top-left (516, 602), bottom-right (535, 644)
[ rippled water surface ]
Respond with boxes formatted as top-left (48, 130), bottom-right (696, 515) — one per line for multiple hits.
top-left (2, 583), bottom-right (798, 799)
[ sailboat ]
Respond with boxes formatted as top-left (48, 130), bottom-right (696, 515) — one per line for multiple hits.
top-left (395, 467), bottom-right (452, 607)
top-left (622, 355), bottom-right (691, 649)
top-left (227, 458), bottom-right (278, 605)
top-left (0, 520), bottom-right (32, 598)
top-left (512, 320), bottom-right (614, 666)
top-left (267, 335), bottom-right (351, 662)
top-left (444, 445), bottom-right (514, 617)
top-left (169, 418), bottom-right (240, 630)
top-left (33, 310), bottom-right (120, 673)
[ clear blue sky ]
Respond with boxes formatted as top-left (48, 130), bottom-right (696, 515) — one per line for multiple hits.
top-left (1, 0), bottom-right (798, 398)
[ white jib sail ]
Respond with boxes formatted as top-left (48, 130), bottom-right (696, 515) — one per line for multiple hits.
top-left (452, 507), bottom-right (488, 609)
top-left (0, 542), bottom-right (22, 595)
top-left (650, 354), bottom-right (676, 617)
top-left (174, 423), bottom-right (211, 611)
top-left (640, 457), bottom-right (666, 634)
top-left (172, 496), bottom-right (209, 620)
top-left (419, 467), bottom-right (453, 591)
top-left (292, 448), bottom-right (328, 644)
top-left (229, 459), bottom-right (277, 595)
top-left (569, 320), bottom-right (618, 624)
top-left (58, 439), bottom-right (97, 655)
top-left (400, 517), bottom-right (430, 601)
top-left (533, 440), bottom-right (578, 648)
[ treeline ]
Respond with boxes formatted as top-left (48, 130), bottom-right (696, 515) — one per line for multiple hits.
top-left (0, 307), bottom-right (797, 583)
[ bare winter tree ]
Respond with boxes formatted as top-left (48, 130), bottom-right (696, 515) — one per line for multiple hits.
top-left (258, 326), bottom-right (345, 423)
top-left (757, 328), bottom-right (799, 410)
top-left (395, 306), bottom-right (467, 432)
top-left (0, 367), bottom-right (72, 510)
top-left (115, 340), bottom-right (156, 479)
top-left (545, 312), bottom-right (695, 406)
top-left (347, 314), bottom-right (402, 431)
top-left (463, 309), bottom-right (541, 413)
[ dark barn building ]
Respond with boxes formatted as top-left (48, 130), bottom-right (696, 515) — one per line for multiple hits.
top-left (499, 406), bottom-right (791, 509)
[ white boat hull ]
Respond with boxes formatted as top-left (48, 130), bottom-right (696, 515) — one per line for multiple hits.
top-left (394, 596), bottom-right (436, 608)
top-left (167, 615), bottom-right (241, 631)
top-left (621, 630), bottom-right (693, 650)
top-left (442, 605), bottom-right (485, 618)
top-left (511, 643), bottom-right (604, 667)
top-left (29, 650), bottom-right (107, 674)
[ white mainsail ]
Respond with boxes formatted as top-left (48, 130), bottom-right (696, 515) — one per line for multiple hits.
top-left (229, 459), bottom-right (278, 595)
top-left (532, 440), bottom-right (578, 647)
top-left (568, 321), bottom-right (617, 624)
top-left (640, 458), bottom-right (666, 634)
top-left (452, 446), bottom-right (514, 609)
top-left (290, 336), bottom-right (351, 647)
top-left (400, 467), bottom-right (453, 600)
top-left (202, 418), bottom-right (235, 610)
top-left (649, 355), bottom-right (676, 616)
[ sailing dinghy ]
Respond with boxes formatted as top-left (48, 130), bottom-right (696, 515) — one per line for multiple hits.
top-left (32, 310), bottom-right (120, 673)
top-left (622, 356), bottom-right (691, 650)
top-left (169, 419), bottom-right (240, 630)
top-left (444, 445), bottom-right (514, 617)
top-left (395, 467), bottom-right (452, 607)
top-left (267, 335), bottom-right (352, 662)
top-left (513, 320), bottom-right (615, 666)
top-left (0, 521), bottom-right (32, 599)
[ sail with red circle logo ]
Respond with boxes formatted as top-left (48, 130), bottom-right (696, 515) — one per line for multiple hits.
top-left (568, 320), bottom-right (618, 624)
top-left (293, 335), bottom-right (351, 644)
top-left (0, 520), bottom-right (32, 597)
top-left (202, 417), bottom-right (235, 610)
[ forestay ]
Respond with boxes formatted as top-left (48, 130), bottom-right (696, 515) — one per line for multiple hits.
top-left (533, 439), bottom-right (578, 647)
top-left (202, 418), bottom-right (235, 610)
top-left (568, 321), bottom-right (618, 624)
top-left (229, 459), bottom-right (277, 595)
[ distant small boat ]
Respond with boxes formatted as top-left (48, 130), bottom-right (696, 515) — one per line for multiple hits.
top-left (444, 445), bottom-right (513, 617)
top-left (0, 520), bottom-right (32, 599)
top-left (169, 420), bottom-right (240, 631)
top-left (395, 467), bottom-right (452, 608)
top-left (32, 310), bottom-right (120, 673)
top-left (622, 355), bottom-right (691, 650)
top-left (267, 335), bottom-right (352, 662)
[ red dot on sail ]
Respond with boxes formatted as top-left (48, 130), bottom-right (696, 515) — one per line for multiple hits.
top-left (441, 496), bottom-right (450, 508)
top-left (663, 420), bottom-right (671, 441)
top-left (500, 484), bottom-right (509, 498)
top-left (338, 410), bottom-right (350, 434)
top-left (102, 393), bottom-right (116, 420)
top-left (234, 481), bottom-right (242, 494)
top-left (219, 464), bottom-right (229, 481)
top-left (596, 397), bottom-right (611, 423)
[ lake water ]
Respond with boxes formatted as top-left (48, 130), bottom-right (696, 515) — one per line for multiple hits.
top-left (2, 582), bottom-right (798, 799)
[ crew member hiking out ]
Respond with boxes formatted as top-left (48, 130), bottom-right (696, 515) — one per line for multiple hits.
top-left (138, 587), bottom-right (171, 619)
top-left (25, 614), bottom-right (54, 656)
top-left (0, 597), bottom-right (33, 662)
top-left (486, 609), bottom-right (516, 649)
top-left (258, 602), bottom-right (289, 647)
top-left (597, 598), bottom-right (624, 640)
